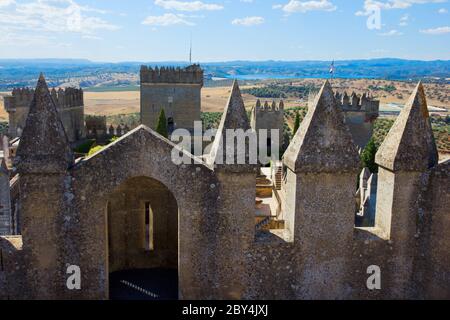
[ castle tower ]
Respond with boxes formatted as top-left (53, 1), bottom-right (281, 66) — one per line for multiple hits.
top-left (3, 84), bottom-right (85, 143)
top-left (140, 64), bottom-right (203, 133)
top-left (283, 81), bottom-right (360, 299)
top-left (207, 81), bottom-right (257, 298)
top-left (250, 99), bottom-right (284, 161)
top-left (0, 157), bottom-right (11, 235)
top-left (15, 74), bottom-right (74, 299)
top-left (374, 82), bottom-right (438, 298)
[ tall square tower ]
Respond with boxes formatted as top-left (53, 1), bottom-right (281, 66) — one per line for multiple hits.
top-left (140, 64), bottom-right (203, 133)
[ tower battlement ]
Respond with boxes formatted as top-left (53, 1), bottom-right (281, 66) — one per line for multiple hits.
top-left (334, 91), bottom-right (380, 119)
top-left (254, 99), bottom-right (284, 113)
top-left (4, 87), bottom-right (84, 111)
top-left (3, 85), bottom-right (85, 142)
top-left (140, 64), bottom-right (203, 132)
top-left (140, 64), bottom-right (203, 85)
top-left (251, 99), bottom-right (285, 151)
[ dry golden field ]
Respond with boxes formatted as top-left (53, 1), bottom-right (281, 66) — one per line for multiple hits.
top-left (0, 96), bottom-right (8, 121)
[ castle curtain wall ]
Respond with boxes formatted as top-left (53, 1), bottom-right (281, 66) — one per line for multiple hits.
top-left (107, 176), bottom-right (178, 273)
top-left (2, 79), bottom-right (450, 300)
top-left (67, 128), bottom-right (220, 299)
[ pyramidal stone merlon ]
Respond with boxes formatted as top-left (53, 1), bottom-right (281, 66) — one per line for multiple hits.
top-left (207, 80), bottom-right (255, 172)
top-left (283, 80), bottom-right (360, 173)
top-left (16, 74), bottom-right (73, 174)
top-left (376, 82), bottom-right (438, 172)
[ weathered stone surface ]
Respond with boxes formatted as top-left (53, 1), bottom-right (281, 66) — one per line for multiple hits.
top-left (15, 74), bottom-right (73, 174)
top-left (4, 85), bottom-right (85, 143)
top-left (140, 64), bottom-right (202, 132)
top-left (376, 82), bottom-right (438, 172)
top-left (208, 80), bottom-right (257, 173)
top-left (283, 81), bottom-right (360, 173)
top-left (1, 77), bottom-right (450, 301)
top-left (250, 99), bottom-right (284, 157)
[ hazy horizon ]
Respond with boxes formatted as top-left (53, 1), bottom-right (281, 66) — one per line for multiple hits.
top-left (0, 1), bottom-right (449, 62)
top-left (1, 57), bottom-right (450, 64)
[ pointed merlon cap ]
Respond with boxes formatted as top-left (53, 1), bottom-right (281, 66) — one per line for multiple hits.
top-left (255, 99), bottom-right (261, 110)
top-left (15, 74), bottom-right (73, 174)
top-left (283, 81), bottom-right (360, 173)
top-left (271, 101), bottom-right (277, 110)
top-left (279, 100), bottom-right (284, 110)
top-left (0, 157), bottom-right (8, 174)
top-left (207, 80), bottom-right (256, 173)
top-left (375, 82), bottom-right (438, 172)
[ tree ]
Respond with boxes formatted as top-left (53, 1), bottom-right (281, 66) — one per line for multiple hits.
top-left (293, 111), bottom-right (301, 136)
top-left (156, 108), bottom-right (168, 138)
top-left (361, 138), bottom-right (378, 173)
top-left (87, 145), bottom-right (104, 157)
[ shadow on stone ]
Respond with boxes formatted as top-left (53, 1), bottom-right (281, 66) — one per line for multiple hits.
top-left (109, 268), bottom-right (178, 300)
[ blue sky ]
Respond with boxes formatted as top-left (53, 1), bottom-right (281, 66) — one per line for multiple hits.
top-left (0, 0), bottom-right (449, 62)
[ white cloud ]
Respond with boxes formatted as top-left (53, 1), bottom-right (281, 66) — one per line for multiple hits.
top-left (379, 29), bottom-right (403, 36)
top-left (231, 16), bottom-right (265, 26)
top-left (0, 0), bottom-right (118, 35)
top-left (438, 8), bottom-right (448, 13)
top-left (399, 13), bottom-right (409, 26)
top-left (142, 13), bottom-right (195, 26)
top-left (154, 0), bottom-right (223, 11)
top-left (276, 0), bottom-right (337, 13)
top-left (0, 0), bottom-right (15, 7)
top-left (357, 0), bottom-right (447, 16)
top-left (420, 26), bottom-right (450, 34)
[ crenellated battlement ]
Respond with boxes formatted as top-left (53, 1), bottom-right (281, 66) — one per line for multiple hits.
top-left (140, 64), bottom-right (204, 85)
top-left (85, 115), bottom-right (132, 139)
top-left (334, 91), bottom-right (380, 118)
top-left (1, 76), bottom-right (449, 300)
top-left (3, 85), bottom-right (85, 141)
top-left (254, 99), bottom-right (284, 113)
top-left (4, 87), bottom-right (84, 111)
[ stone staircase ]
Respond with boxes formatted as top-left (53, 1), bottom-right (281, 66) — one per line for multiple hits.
top-left (273, 162), bottom-right (283, 190)
top-left (255, 217), bottom-right (271, 231)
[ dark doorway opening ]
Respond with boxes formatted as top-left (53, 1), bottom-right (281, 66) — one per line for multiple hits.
top-left (109, 268), bottom-right (178, 300)
top-left (107, 176), bottom-right (179, 300)
top-left (167, 117), bottom-right (175, 133)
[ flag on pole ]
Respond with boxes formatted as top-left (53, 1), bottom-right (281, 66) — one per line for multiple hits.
top-left (329, 60), bottom-right (335, 75)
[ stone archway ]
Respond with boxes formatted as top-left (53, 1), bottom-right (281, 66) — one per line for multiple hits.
top-left (68, 127), bottom-right (220, 300)
top-left (106, 176), bottom-right (178, 300)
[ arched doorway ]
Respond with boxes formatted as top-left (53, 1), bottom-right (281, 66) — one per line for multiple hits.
top-left (106, 176), bottom-right (178, 300)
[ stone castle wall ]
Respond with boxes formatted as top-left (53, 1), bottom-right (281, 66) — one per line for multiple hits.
top-left (251, 100), bottom-right (285, 152)
top-left (140, 65), bottom-right (203, 132)
top-left (4, 87), bottom-right (85, 143)
top-left (334, 91), bottom-right (380, 148)
top-left (0, 166), bottom-right (11, 236)
top-left (0, 78), bottom-right (449, 300)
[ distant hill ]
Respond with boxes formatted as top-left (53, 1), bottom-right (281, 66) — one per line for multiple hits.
top-left (0, 58), bottom-right (449, 90)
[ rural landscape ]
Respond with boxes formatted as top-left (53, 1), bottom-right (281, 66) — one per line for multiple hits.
top-left (2, 60), bottom-right (448, 156)
top-left (0, 0), bottom-right (449, 307)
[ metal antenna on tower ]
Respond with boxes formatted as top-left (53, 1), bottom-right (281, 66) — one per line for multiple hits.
top-left (189, 35), bottom-right (192, 65)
